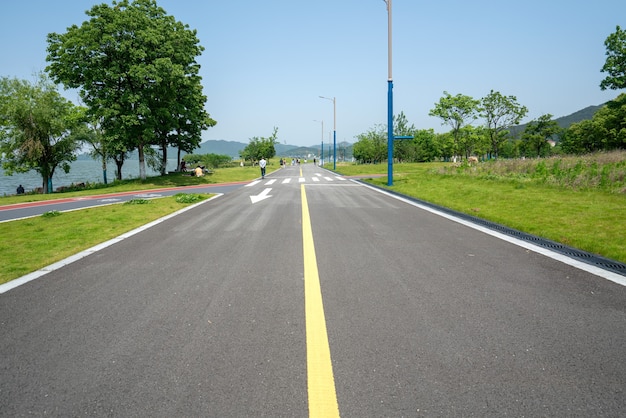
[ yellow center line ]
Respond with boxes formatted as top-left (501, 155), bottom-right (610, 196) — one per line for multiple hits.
top-left (301, 184), bottom-right (340, 418)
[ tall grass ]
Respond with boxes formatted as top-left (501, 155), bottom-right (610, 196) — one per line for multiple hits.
top-left (440, 150), bottom-right (626, 194)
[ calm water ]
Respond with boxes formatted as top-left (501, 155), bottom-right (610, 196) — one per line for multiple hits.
top-left (0, 159), bottom-right (178, 196)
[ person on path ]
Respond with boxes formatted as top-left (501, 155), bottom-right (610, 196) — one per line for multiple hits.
top-left (259, 157), bottom-right (267, 179)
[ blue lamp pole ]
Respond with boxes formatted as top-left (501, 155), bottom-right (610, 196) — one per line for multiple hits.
top-left (314, 119), bottom-right (324, 166)
top-left (384, 0), bottom-right (394, 186)
top-left (319, 96), bottom-right (336, 170)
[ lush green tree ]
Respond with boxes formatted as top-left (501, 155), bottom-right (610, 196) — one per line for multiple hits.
top-left (153, 65), bottom-right (217, 174)
top-left (352, 135), bottom-right (373, 163)
top-left (72, 116), bottom-right (117, 185)
top-left (0, 75), bottom-right (84, 193)
top-left (429, 92), bottom-right (480, 160)
top-left (561, 119), bottom-right (604, 154)
top-left (240, 127), bottom-right (279, 162)
top-left (353, 125), bottom-right (386, 163)
top-left (596, 93), bottom-right (626, 149)
top-left (434, 132), bottom-right (455, 162)
top-left (46, 0), bottom-right (213, 180)
top-left (480, 90), bottom-right (528, 159)
top-left (393, 111), bottom-right (417, 162)
top-left (600, 25), bottom-right (626, 91)
top-left (521, 114), bottom-right (561, 157)
top-left (458, 125), bottom-right (488, 159)
top-left (499, 138), bottom-right (522, 158)
top-left (412, 129), bottom-right (440, 162)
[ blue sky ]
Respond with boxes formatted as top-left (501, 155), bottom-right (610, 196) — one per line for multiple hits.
top-left (1, 0), bottom-right (625, 147)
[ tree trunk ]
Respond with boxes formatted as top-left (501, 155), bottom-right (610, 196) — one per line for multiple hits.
top-left (101, 157), bottom-right (108, 185)
top-left (160, 142), bottom-right (167, 176)
top-left (114, 159), bottom-right (123, 180)
top-left (138, 140), bottom-right (146, 180)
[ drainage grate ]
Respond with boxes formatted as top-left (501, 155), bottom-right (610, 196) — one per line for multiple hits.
top-left (365, 182), bottom-right (626, 277)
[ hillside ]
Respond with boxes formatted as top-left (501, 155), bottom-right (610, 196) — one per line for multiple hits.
top-left (509, 104), bottom-right (605, 138)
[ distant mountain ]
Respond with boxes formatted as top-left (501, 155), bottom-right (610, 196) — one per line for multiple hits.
top-left (553, 104), bottom-right (604, 128)
top-left (509, 104), bottom-right (605, 138)
top-left (275, 143), bottom-right (299, 155)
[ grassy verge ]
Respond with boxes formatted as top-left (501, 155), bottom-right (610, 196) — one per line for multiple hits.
top-left (334, 153), bottom-right (626, 264)
top-left (0, 193), bottom-right (211, 285)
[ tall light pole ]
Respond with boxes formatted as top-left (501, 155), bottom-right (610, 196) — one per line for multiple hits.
top-left (384, 0), bottom-right (393, 186)
top-left (319, 96), bottom-right (336, 170)
top-left (314, 120), bottom-right (324, 166)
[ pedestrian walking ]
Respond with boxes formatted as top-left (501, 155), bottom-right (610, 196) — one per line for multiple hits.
top-left (259, 157), bottom-right (267, 179)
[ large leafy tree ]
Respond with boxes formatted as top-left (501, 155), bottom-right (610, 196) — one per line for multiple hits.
top-left (458, 125), bottom-right (488, 159)
top-left (152, 63), bottom-right (216, 174)
top-left (392, 111), bottom-right (418, 162)
top-left (600, 25), bottom-right (626, 91)
top-left (597, 93), bottom-right (626, 150)
top-left (412, 129), bottom-right (440, 162)
top-left (521, 114), bottom-right (561, 157)
top-left (429, 92), bottom-right (480, 160)
top-left (353, 125), bottom-right (387, 164)
top-left (560, 119), bottom-right (604, 154)
top-left (71, 116), bottom-right (117, 184)
top-left (46, 0), bottom-right (213, 180)
top-left (240, 127), bottom-right (279, 162)
top-left (480, 90), bottom-right (528, 159)
top-left (0, 75), bottom-right (84, 193)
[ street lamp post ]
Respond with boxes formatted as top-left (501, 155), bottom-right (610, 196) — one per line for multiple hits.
top-left (384, 0), bottom-right (393, 186)
top-left (319, 96), bottom-right (336, 170)
top-left (314, 120), bottom-right (324, 166)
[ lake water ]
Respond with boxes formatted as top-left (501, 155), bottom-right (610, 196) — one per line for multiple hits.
top-left (0, 159), bottom-right (179, 196)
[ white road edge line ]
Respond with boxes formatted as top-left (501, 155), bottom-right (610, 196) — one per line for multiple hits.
top-left (0, 194), bottom-right (224, 294)
top-left (357, 180), bottom-right (626, 287)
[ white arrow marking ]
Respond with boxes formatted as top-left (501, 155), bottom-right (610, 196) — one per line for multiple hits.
top-left (250, 188), bottom-right (272, 204)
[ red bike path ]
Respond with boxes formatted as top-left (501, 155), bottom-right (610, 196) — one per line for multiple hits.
top-left (0, 181), bottom-right (249, 212)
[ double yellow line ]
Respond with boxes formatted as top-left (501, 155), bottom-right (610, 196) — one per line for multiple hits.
top-left (301, 184), bottom-right (340, 417)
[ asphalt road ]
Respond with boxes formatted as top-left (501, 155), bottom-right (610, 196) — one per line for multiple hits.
top-left (1, 164), bottom-right (625, 416)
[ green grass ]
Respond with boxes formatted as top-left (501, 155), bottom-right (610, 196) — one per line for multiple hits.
top-left (0, 193), bottom-right (212, 285)
top-left (334, 154), bottom-right (626, 264)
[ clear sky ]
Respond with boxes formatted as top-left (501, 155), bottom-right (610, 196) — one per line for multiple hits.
top-left (1, 0), bottom-right (625, 147)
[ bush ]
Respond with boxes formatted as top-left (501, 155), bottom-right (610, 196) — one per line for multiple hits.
top-left (174, 193), bottom-right (206, 203)
top-left (124, 198), bottom-right (151, 205)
